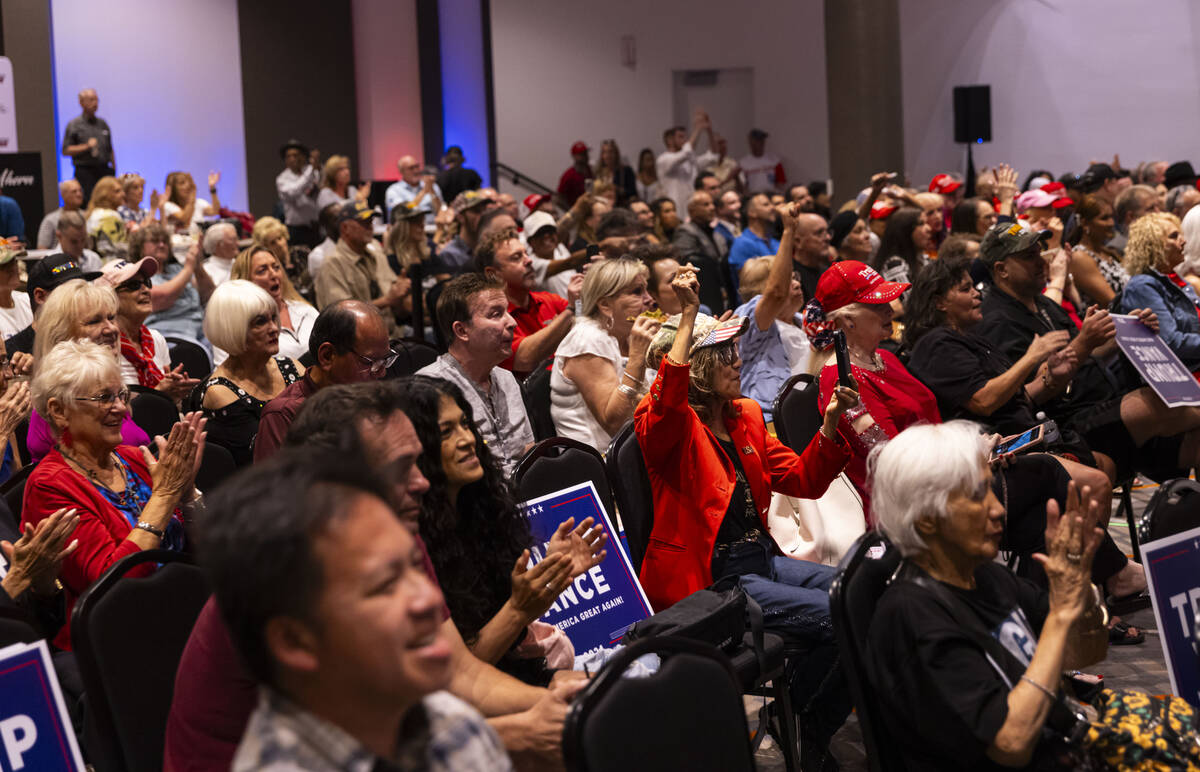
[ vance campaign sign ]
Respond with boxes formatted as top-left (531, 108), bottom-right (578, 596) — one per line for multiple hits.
top-left (0, 639), bottom-right (85, 771)
top-left (520, 481), bottom-right (652, 655)
top-left (1112, 314), bottom-right (1200, 408)
top-left (1142, 524), bottom-right (1200, 707)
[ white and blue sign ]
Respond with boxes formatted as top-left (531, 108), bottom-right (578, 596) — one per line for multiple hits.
top-left (0, 640), bottom-right (84, 771)
top-left (1142, 525), bottom-right (1200, 707)
top-left (1113, 314), bottom-right (1200, 407)
top-left (521, 481), bottom-right (653, 655)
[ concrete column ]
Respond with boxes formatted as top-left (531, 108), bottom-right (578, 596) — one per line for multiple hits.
top-left (824, 0), bottom-right (906, 208)
top-left (2, 0), bottom-right (59, 214)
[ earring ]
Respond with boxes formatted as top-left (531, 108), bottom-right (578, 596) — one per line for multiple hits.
top-left (847, 321), bottom-right (855, 330)
top-left (605, 314), bottom-right (613, 330)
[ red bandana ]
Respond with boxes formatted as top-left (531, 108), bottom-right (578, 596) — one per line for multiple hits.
top-left (119, 326), bottom-right (164, 388)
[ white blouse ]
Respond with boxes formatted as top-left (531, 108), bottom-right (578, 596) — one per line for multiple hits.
top-left (551, 316), bottom-right (626, 452)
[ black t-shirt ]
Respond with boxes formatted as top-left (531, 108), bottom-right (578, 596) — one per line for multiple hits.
top-left (6, 324), bottom-right (33, 356)
top-left (868, 561), bottom-right (1050, 771)
top-left (976, 288), bottom-right (1118, 417)
top-left (908, 326), bottom-right (1039, 435)
top-left (713, 437), bottom-right (761, 549)
top-left (437, 166), bottom-right (483, 205)
top-left (792, 259), bottom-right (829, 306)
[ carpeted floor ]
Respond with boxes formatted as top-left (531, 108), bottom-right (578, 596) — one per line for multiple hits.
top-left (753, 481), bottom-right (1175, 771)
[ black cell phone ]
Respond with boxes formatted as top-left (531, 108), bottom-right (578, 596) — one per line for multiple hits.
top-left (833, 330), bottom-right (853, 389)
top-left (586, 244), bottom-right (601, 259)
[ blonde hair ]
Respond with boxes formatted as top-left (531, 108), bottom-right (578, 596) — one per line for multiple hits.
top-left (87, 176), bottom-right (124, 213)
top-left (32, 340), bottom-right (122, 434)
top-left (231, 246), bottom-right (307, 304)
top-left (119, 173), bottom-right (144, 193)
top-left (581, 258), bottom-right (647, 318)
top-left (33, 279), bottom-right (119, 365)
top-left (913, 192), bottom-right (943, 211)
top-left (1124, 212), bottom-right (1181, 276)
top-left (738, 257), bottom-right (772, 303)
top-left (320, 155), bottom-right (350, 189)
top-left (251, 216), bottom-right (288, 247)
top-left (203, 280), bottom-right (278, 355)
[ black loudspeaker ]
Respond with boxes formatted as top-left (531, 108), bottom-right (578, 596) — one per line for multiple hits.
top-left (953, 85), bottom-right (991, 144)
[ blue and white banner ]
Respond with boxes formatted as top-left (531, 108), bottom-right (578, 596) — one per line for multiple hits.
top-left (0, 639), bottom-right (84, 771)
top-left (1142, 524), bottom-right (1200, 706)
top-left (521, 481), bottom-right (652, 655)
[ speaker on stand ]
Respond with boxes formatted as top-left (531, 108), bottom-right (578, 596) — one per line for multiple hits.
top-left (953, 85), bottom-right (991, 197)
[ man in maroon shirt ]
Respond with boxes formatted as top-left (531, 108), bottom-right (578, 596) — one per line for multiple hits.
top-left (253, 299), bottom-right (390, 461)
top-left (557, 140), bottom-right (593, 208)
top-left (474, 226), bottom-right (582, 378)
top-left (166, 382), bottom-right (584, 771)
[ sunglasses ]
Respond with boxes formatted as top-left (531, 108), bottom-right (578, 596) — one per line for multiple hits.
top-left (115, 276), bottom-right (152, 293)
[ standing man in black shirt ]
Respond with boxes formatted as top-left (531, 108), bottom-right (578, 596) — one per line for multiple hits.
top-left (61, 89), bottom-right (114, 202)
top-left (437, 146), bottom-right (483, 204)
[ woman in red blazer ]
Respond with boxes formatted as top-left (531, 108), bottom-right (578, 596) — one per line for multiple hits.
top-left (634, 264), bottom-right (859, 766)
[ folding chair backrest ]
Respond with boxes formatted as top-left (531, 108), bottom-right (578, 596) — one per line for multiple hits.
top-left (772, 373), bottom-right (822, 453)
top-left (605, 420), bottom-right (654, 573)
top-left (514, 437), bottom-right (616, 521)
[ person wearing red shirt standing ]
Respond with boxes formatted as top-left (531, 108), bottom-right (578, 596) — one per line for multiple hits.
top-left (557, 141), bottom-right (593, 208)
top-left (475, 227), bottom-right (582, 379)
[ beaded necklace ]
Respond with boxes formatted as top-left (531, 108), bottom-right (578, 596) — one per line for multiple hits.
top-left (57, 445), bottom-right (140, 511)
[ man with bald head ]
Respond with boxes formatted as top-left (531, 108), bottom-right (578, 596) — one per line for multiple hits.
top-left (672, 190), bottom-right (731, 311)
top-left (61, 88), bottom-right (115, 200)
top-left (36, 180), bottom-right (84, 249)
top-left (791, 213), bottom-right (832, 301)
top-left (385, 155), bottom-right (443, 227)
top-left (254, 299), bottom-right (392, 461)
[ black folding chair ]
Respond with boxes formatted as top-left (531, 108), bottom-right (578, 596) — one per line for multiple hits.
top-left (71, 550), bottom-right (210, 772)
top-left (425, 280), bottom-right (449, 351)
top-left (164, 337), bottom-right (212, 381)
top-left (386, 338), bottom-right (440, 379)
top-left (520, 359), bottom-right (556, 442)
top-left (513, 437), bottom-right (616, 520)
top-left (605, 420), bottom-right (654, 573)
top-left (772, 373), bottom-right (822, 453)
top-left (829, 531), bottom-right (907, 772)
top-left (563, 635), bottom-right (756, 772)
top-left (1, 462), bottom-right (35, 525)
top-left (129, 386), bottom-right (181, 440)
top-left (196, 442), bottom-right (238, 492)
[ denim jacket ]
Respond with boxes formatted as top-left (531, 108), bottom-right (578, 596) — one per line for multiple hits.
top-left (1118, 271), bottom-right (1200, 368)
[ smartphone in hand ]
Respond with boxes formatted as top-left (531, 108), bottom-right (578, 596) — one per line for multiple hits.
top-left (833, 330), bottom-right (853, 389)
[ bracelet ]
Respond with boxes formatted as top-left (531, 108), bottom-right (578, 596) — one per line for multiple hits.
top-left (617, 384), bottom-right (638, 399)
top-left (1020, 675), bottom-right (1057, 702)
top-left (664, 354), bottom-right (687, 367)
top-left (621, 370), bottom-right (640, 385)
top-left (135, 521), bottom-right (164, 538)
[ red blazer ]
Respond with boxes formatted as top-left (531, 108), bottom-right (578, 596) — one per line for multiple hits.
top-left (634, 360), bottom-right (849, 611)
top-left (22, 445), bottom-right (156, 650)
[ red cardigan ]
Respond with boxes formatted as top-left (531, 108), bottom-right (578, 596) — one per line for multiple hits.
top-left (22, 445), bottom-right (156, 650)
top-left (634, 360), bottom-right (849, 611)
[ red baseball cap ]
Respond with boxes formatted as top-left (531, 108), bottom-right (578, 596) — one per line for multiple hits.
top-left (869, 201), bottom-right (897, 219)
top-left (523, 193), bottom-right (551, 212)
top-left (815, 260), bottom-right (909, 313)
top-left (571, 141), bottom-right (589, 155)
top-left (929, 173), bottom-right (963, 194)
top-left (1040, 181), bottom-right (1066, 194)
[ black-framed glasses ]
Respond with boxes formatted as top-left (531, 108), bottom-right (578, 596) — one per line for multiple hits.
top-left (115, 276), bottom-right (152, 293)
top-left (351, 347), bottom-right (399, 376)
top-left (76, 388), bottom-right (131, 407)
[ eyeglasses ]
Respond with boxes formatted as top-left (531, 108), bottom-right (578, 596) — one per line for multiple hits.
top-left (115, 276), bottom-right (152, 293)
top-left (351, 347), bottom-right (399, 376)
top-left (75, 388), bottom-right (131, 407)
top-left (0, 355), bottom-right (12, 374)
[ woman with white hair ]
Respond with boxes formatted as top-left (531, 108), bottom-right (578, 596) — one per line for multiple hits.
top-left (1177, 204), bottom-right (1200, 295)
top-left (22, 339), bottom-right (204, 650)
top-left (550, 257), bottom-right (660, 450)
top-left (26, 280), bottom-right (151, 461)
top-left (197, 280), bottom-right (303, 465)
top-left (867, 421), bottom-right (1108, 770)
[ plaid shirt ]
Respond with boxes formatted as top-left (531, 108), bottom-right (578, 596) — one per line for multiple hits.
top-left (233, 688), bottom-right (511, 772)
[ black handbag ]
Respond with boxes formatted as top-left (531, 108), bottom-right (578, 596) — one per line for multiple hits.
top-left (623, 584), bottom-right (766, 673)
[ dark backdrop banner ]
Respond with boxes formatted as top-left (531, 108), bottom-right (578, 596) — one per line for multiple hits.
top-left (0, 151), bottom-right (43, 244)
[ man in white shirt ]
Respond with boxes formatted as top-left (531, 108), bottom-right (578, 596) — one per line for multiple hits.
top-left (54, 211), bottom-right (102, 272)
top-left (306, 204), bottom-right (340, 281)
top-left (201, 222), bottom-right (239, 287)
top-left (739, 128), bottom-right (787, 194)
top-left (36, 180), bottom-right (84, 249)
top-left (655, 111), bottom-right (715, 215)
top-left (275, 138), bottom-right (321, 247)
top-left (384, 155), bottom-right (443, 227)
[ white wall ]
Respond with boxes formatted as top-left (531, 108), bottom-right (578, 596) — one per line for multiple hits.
top-left (490, 0), bottom-right (828, 196)
top-left (353, 0), bottom-right (424, 180)
top-left (900, 0), bottom-right (1200, 185)
top-left (50, 0), bottom-right (248, 210)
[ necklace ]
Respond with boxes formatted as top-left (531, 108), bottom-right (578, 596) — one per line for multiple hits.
top-left (58, 445), bottom-right (138, 510)
top-left (849, 348), bottom-right (884, 372)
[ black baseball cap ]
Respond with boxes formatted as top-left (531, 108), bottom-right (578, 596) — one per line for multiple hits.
top-left (26, 253), bottom-right (102, 296)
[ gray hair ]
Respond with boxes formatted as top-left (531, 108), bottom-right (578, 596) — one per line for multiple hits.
top-left (1166, 185), bottom-right (1196, 218)
top-left (202, 222), bottom-right (237, 255)
top-left (1113, 184), bottom-right (1158, 226)
top-left (56, 209), bottom-right (85, 234)
top-left (203, 280), bottom-right (277, 356)
top-left (868, 420), bottom-right (991, 557)
top-left (32, 339), bottom-right (122, 434)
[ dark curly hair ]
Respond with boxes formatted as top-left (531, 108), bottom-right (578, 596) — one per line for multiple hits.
top-left (903, 256), bottom-right (972, 349)
top-left (395, 376), bottom-right (532, 645)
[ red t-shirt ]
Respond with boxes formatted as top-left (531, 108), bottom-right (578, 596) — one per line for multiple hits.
top-left (503, 290), bottom-right (568, 376)
top-left (557, 167), bottom-right (592, 207)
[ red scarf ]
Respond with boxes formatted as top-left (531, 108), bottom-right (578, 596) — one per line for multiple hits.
top-left (119, 326), bottom-right (164, 388)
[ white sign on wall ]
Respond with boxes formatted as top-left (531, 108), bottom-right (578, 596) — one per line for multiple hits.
top-left (0, 58), bottom-right (15, 152)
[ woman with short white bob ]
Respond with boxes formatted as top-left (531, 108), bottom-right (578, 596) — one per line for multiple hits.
top-left (550, 257), bottom-right (661, 451)
top-left (866, 421), bottom-right (1108, 770)
top-left (196, 280), bottom-right (303, 466)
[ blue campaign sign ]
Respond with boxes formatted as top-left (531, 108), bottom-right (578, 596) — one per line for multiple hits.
top-left (0, 640), bottom-right (84, 771)
top-left (1142, 525), bottom-right (1200, 707)
top-left (520, 481), bottom-right (653, 655)
top-left (1112, 314), bottom-right (1200, 407)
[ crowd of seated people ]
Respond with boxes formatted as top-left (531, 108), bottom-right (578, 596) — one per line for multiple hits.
top-left (6, 113), bottom-right (1200, 770)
